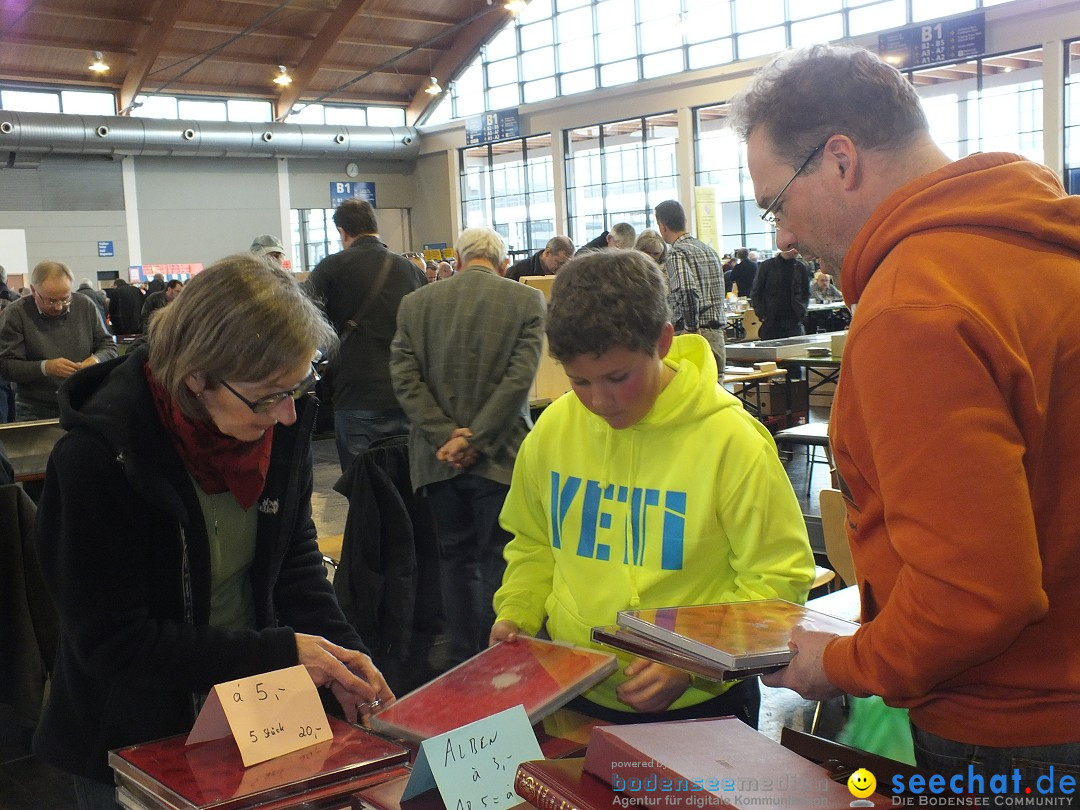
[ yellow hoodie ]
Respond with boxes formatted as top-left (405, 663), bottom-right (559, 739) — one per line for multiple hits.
top-left (494, 334), bottom-right (814, 712)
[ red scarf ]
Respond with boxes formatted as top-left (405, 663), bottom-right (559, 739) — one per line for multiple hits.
top-left (145, 365), bottom-right (273, 510)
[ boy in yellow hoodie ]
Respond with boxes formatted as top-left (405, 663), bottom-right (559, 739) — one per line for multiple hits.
top-left (489, 250), bottom-right (814, 725)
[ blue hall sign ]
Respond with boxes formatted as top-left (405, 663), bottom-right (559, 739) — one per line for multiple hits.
top-left (97, 240), bottom-right (114, 258)
top-left (330, 181), bottom-right (376, 208)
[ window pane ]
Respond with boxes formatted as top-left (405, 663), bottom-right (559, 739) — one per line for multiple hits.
top-left (367, 106), bottom-right (405, 127)
top-left (734, 0), bottom-right (784, 31)
top-left (642, 49), bottom-right (684, 80)
top-left (488, 83), bottom-right (520, 109)
top-left (560, 68), bottom-right (596, 95)
top-left (558, 37), bottom-right (595, 72)
top-left (685, 0), bottom-right (732, 40)
top-left (488, 57), bottom-right (520, 85)
top-left (638, 18), bottom-right (683, 54)
top-left (178, 99), bottom-right (227, 121)
top-left (788, 0), bottom-right (842, 20)
top-left (454, 61), bottom-right (485, 118)
top-left (911, 0), bottom-right (975, 22)
top-left (521, 0), bottom-right (553, 23)
top-left (324, 105), bottom-right (367, 126)
top-left (737, 25), bottom-right (786, 60)
top-left (848, 0), bottom-right (905, 36)
top-left (520, 19), bottom-right (553, 50)
top-left (1, 89), bottom-right (60, 113)
top-left (557, 0), bottom-right (589, 9)
top-left (61, 90), bottom-right (115, 115)
top-left (523, 77), bottom-right (558, 103)
top-left (521, 47), bottom-right (555, 81)
top-left (790, 13), bottom-right (843, 47)
top-left (601, 59), bottom-right (639, 88)
top-left (227, 99), bottom-right (272, 122)
top-left (557, 7), bottom-right (593, 42)
top-left (131, 95), bottom-right (177, 118)
top-left (286, 104), bottom-right (325, 124)
top-left (689, 39), bottom-right (734, 69)
top-left (486, 25), bottom-right (518, 61)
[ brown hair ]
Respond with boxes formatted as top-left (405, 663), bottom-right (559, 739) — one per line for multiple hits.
top-left (148, 254), bottom-right (336, 420)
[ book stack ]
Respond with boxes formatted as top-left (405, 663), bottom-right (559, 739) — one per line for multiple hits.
top-left (108, 716), bottom-right (410, 810)
top-left (370, 637), bottom-right (617, 743)
top-left (592, 598), bottom-right (859, 681)
top-left (514, 718), bottom-right (893, 809)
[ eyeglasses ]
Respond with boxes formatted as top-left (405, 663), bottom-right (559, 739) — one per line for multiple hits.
top-left (759, 138), bottom-right (829, 226)
top-left (33, 289), bottom-right (72, 309)
top-left (218, 366), bottom-right (319, 414)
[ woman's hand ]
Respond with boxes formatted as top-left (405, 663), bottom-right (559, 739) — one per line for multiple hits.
top-left (488, 620), bottom-right (523, 646)
top-left (295, 633), bottom-right (395, 724)
top-left (615, 659), bottom-right (692, 714)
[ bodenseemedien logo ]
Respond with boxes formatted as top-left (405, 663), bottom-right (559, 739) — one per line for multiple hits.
top-left (848, 767), bottom-right (877, 807)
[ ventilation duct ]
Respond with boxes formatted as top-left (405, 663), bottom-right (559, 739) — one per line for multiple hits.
top-left (0, 111), bottom-right (420, 160)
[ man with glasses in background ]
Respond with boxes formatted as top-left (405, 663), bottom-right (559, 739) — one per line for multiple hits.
top-left (0, 260), bottom-right (116, 420)
top-left (732, 44), bottom-right (1080, 788)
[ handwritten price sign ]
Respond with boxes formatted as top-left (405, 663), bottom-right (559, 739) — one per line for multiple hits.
top-left (186, 665), bottom-right (332, 767)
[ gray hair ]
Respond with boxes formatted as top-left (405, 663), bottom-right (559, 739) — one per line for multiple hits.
top-left (31, 260), bottom-right (74, 287)
top-left (456, 227), bottom-right (507, 267)
top-left (148, 254), bottom-right (336, 421)
top-left (609, 222), bottom-right (637, 249)
top-left (545, 235), bottom-right (574, 257)
top-left (729, 44), bottom-right (930, 167)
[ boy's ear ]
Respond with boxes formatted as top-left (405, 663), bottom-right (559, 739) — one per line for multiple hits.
top-left (656, 322), bottom-right (675, 359)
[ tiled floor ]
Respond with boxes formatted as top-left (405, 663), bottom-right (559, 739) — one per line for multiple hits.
top-left (0, 423), bottom-right (841, 809)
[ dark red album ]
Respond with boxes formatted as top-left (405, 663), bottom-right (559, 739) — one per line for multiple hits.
top-left (108, 716), bottom-right (409, 810)
top-left (370, 638), bottom-right (617, 743)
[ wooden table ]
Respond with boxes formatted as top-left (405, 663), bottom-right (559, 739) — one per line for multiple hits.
top-left (723, 366), bottom-right (788, 420)
top-left (0, 418), bottom-right (65, 482)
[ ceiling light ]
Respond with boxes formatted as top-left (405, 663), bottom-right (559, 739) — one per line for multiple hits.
top-left (425, 76), bottom-right (443, 95)
top-left (504, 0), bottom-right (528, 13)
top-left (273, 65), bottom-right (293, 86)
top-left (89, 51), bottom-right (109, 74)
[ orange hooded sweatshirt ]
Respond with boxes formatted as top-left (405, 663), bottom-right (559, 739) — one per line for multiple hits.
top-left (823, 153), bottom-right (1080, 747)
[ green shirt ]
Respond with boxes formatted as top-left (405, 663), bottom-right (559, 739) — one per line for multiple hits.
top-left (192, 480), bottom-right (257, 631)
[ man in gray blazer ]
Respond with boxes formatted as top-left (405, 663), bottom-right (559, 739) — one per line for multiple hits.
top-left (390, 227), bottom-right (545, 665)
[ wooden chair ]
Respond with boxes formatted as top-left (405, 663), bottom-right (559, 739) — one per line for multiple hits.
top-left (742, 306), bottom-right (762, 341)
top-left (819, 488), bottom-right (856, 588)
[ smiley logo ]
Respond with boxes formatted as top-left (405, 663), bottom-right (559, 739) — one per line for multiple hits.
top-left (848, 768), bottom-right (877, 799)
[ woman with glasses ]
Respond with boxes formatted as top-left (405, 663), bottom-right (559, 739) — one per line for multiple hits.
top-left (33, 255), bottom-right (393, 810)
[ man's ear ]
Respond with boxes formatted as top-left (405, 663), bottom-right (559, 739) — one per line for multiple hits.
top-left (497, 257), bottom-right (510, 277)
top-left (826, 135), bottom-right (859, 191)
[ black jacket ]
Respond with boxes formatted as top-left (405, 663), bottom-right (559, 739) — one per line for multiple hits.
top-left (108, 283), bottom-right (144, 335)
top-left (32, 347), bottom-right (365, 782)
top-left (506, 250), bottom-right (549, 282)
top-left (306, 237), bottom-right (421, 410)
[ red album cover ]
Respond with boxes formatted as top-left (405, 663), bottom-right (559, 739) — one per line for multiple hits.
top-left (590, 626), bottom-right (784, 681)
top-left (370, 638), bottom-right (617, 744)
top-left (515, 758), bottom-right (625, 810)
top-left (108, 716), bottom-right (409, 810)
top-left (583, 718), bottom-right (890, 808)
top-left (617, 599), bottom-right (858, 670)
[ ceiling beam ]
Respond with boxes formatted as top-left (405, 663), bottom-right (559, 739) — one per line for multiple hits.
top-left (215, 0), bottom-right (460, 26)
top-left (120, 0), bottom-right (192, 114)
top-left (275, 0), bottom-right (370, 120)
top-left (23, 2), bottom-right (153, 26)
top-left (406, 7), bottom-right (511, 125)
top-left (0, 33), bottom-right (137, 55)
top-left (156, 48), bottom-right (430, 76)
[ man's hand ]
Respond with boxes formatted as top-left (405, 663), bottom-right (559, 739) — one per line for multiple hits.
top-left (295, 633), bottom-right (395, 725)
top-left (760, 625), bottom-right (844, 702)
top-left (44, 357), bottom-right (81, 378)
top-left (77, 355), bottom-right (100, 369)
top-left (437, 427), bottom-right (479, 470)
top-left (616, 660), bottom-right (691, 713)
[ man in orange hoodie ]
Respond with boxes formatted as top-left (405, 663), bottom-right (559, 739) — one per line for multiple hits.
top-left (731, 44), bottom-right (1080, 787)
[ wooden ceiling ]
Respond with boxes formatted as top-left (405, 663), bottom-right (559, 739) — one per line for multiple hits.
top-left (0, 0), bottom-right (517, 124)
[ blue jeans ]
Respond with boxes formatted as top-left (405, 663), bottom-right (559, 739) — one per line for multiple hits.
top-left (333, 408), bottom-right (409, 472)
top-left (424, 475), bottom-right (512, 666)
top-left (0, 377), bottom-right (14, 422)
top-left (911, 725), bottom-right (1080, 800)
top-left (15, 396), bottom-right (60, 421)
top-left (73, 775), bottom-right (119, 810)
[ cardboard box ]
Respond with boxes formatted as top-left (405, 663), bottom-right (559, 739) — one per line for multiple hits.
top-left (758, 380), bottom-right (807, 416)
